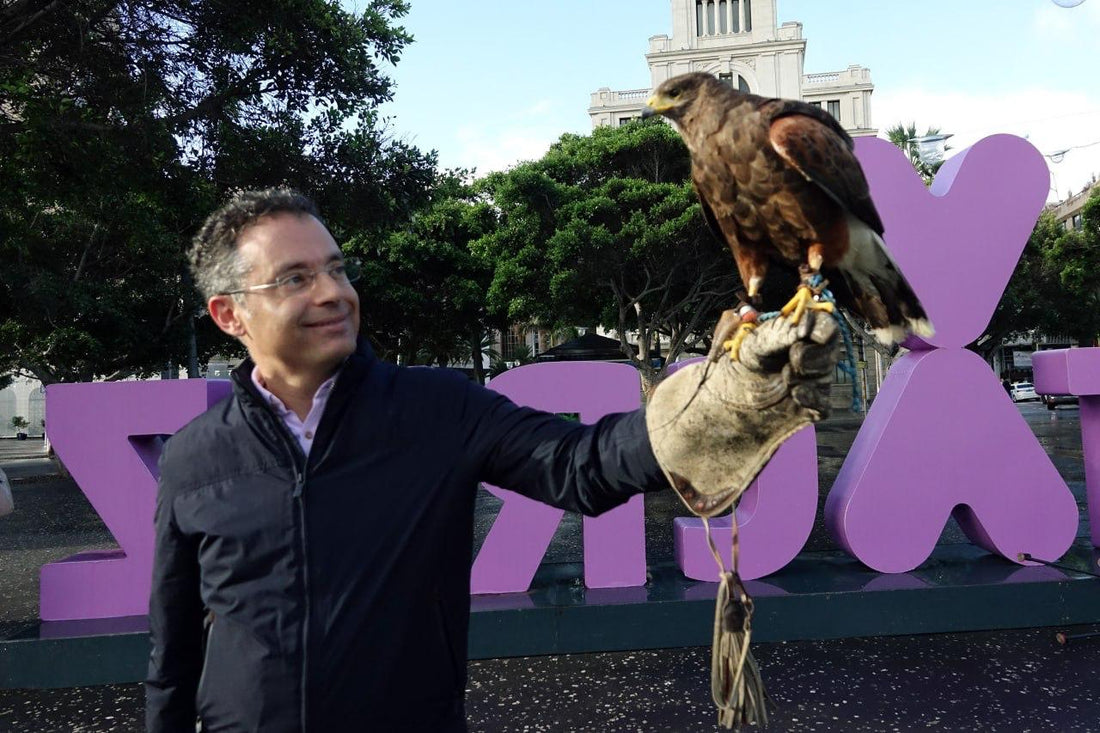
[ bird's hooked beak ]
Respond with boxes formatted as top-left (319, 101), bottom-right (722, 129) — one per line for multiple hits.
top-left (642, 93), bottom-right (673, 118)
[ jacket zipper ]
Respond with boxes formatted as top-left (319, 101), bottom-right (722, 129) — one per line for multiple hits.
top-left (293, 468), bottom-right (309, 732)
top-left (264, 406), bottom-right (309, 731)
top-left (255, 392), bottom-right (310, 731)
top-left (234, 367), bottom-right (329, 731)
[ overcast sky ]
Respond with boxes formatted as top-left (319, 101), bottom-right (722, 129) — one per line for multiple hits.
top-left (373, 0), bottom-right (1100, 202)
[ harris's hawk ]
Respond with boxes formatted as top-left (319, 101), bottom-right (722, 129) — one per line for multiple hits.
top-left (643, 72), bottom-right (933, 358)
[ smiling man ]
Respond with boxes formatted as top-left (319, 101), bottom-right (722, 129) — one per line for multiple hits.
top-left (146, 188), bottom-right (839, 732)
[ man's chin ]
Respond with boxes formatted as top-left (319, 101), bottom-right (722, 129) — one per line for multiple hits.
top-left (324, 336), bottom-right (357, 362)
top-left (304, 334), bottom-right (356, 368)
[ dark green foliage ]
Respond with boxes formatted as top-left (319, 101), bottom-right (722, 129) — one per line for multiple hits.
top-left (975, 191), bottom-right (1100, 357)
top-left (349, 171), bottom-right (496, 381)
top-left (474, 120), bottom-right (735, 387)
top-left (0, 0), bottom-right (435, 382)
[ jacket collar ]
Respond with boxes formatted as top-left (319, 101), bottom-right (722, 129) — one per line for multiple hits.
top-left (230, 338), bottom-right (376, 406)
top-left (230, 339), bottom-right (377, 468)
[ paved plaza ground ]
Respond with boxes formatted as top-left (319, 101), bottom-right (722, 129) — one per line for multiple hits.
top-left (2, 402), bottom-right (1098, 731)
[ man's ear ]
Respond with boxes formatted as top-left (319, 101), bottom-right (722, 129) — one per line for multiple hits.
top-left (208, 295), bottom-right (249, 338)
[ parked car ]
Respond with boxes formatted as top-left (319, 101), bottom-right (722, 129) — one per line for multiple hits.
top-left (1041, 393), bottom-right (1078, 410)
top-left (1010, 382), bottom-right (1038, 402)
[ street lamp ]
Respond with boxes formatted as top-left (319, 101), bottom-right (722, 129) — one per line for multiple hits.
top-left (911, 134), bottom-right (953, 167)
top-left (1051, 0), bottom-right (1086, 7)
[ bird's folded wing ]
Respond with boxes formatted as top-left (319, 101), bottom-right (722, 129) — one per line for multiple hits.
top-left (764, 104), bottom-right (885, 235)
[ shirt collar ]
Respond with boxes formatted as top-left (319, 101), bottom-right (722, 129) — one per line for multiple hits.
top-left (250, 367), bottom-right (338, 417)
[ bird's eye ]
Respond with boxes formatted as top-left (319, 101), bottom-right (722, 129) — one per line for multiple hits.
top-left (669, 88), bottom-right (681, 98)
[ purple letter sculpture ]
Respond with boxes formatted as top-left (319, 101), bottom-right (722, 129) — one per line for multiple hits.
top-left (825, 136), bottom-right (1079, 572)
top-left (665, 357), bottom-right (819, 581)
top-left (43, 380), bottom-right (231, 620)
top-left (1033, 348), bottom-right (1100, 548)
top-left (38, 135), bottom-right (1088, 618)
top-left (470, 362), bottom-right (645, 593)
top-left (675, 426), bottom-right (818, 581)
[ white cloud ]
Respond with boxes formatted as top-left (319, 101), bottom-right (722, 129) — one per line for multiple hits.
top-left (452, 124), bottom-right (559, 174)
top-left (873, 86), bottom-right (1100, 202)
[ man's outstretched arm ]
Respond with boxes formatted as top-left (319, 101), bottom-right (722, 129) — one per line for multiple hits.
top-left (467, 312), bottom-right (838, 517)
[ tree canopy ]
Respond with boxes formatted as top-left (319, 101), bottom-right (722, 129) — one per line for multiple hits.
top-left (474, 121), bottom-right (737, 387)
top-left (973, 191), bottom-right (1100, 358)
top-left (0, 0), bottom-right (436, 383)
top-left (350, 172), bottom-right (497, 382)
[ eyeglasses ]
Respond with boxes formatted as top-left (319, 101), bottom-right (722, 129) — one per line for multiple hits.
top-left (222, 258), bottom-right (362, 297)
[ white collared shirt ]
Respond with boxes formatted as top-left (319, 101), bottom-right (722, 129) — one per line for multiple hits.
top-left (251, 368), bottom-right (337, 458)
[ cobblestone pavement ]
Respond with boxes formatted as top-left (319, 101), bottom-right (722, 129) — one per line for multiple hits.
top-left (3, 624), bottom-right (1100, 732)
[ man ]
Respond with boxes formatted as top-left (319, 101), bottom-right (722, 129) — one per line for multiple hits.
top-left (147, 188), bottom-right (836, 732)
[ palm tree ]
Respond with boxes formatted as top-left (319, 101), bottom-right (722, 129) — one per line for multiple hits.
top-left (885, 122), bottom-right (949, 185)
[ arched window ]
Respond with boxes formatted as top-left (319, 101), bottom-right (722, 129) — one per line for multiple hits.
top-left (718, 73), bottom-right (752, 93)
top-left (28, 388), bottom-right (45, 435)
top-left (0, 388), bottom-right (15, 436)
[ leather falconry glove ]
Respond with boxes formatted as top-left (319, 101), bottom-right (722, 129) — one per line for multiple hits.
top-left (646, 309), bottom-right (839, 515)
top-left (645, 309), bottom-right (840, 731)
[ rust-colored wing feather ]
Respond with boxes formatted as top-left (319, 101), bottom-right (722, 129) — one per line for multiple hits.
top-left (762, 100), bottom-right (885, 235)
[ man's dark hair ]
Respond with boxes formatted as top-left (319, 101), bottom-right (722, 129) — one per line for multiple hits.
top-left (189, 188), bottom-right (322, 301)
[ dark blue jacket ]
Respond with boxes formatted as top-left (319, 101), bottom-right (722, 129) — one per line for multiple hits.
top-left (146, 341), bottom-right (663, 732)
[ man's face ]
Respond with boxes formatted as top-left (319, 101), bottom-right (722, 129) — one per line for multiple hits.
top-left (212, 212), bottom-right (360, 380)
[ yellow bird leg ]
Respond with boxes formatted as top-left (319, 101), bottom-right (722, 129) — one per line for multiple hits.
top-left (779, 285), bottom-right (834, 326)
top-left (722, 322), bottom-right (757, 361)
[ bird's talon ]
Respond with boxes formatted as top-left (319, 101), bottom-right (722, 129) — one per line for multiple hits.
top-left (722, 323), bottom-right (756, 361)
top-left (780, 285), bottom-right (834, 325)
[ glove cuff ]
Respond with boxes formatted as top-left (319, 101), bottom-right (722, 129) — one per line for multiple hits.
top-left (646, 357), bottom-right (823, 518)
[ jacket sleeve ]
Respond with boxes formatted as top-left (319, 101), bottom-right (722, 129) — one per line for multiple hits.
top-left (466, 382), bottom-right (667, 516)
top-left (145, 480), bottom-right (204, 732)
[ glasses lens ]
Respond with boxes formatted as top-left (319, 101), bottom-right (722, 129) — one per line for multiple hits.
top-left (277, 272), bottom-right (312, 294)
top-left (342, 258), bottom-right (362, 284)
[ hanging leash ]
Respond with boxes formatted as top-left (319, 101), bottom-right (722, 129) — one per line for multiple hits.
top-left (702, 516), bottom-right (769, 729)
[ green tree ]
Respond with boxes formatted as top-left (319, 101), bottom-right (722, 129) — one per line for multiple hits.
top-left (1039, 192), bottom-right (1100, 345)
top-left (0, 0), bottom-right (435, 384)
top-left (973, 192), bottom-right (1100, 360)
top-left (475, 121), bottom-right (736, 389)
top-left (351, 172), bottom-right (497, 382)
top-left (973, 211), bottom-right (1063, 360)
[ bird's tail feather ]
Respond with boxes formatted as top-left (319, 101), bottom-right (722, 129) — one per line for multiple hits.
top-left (831, 221), bottom-right (934, 347)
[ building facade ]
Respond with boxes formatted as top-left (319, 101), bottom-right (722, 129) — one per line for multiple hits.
top-left (0, 377), bottom-right (46, 437)
top-left (1050, 176), bottom-right (1099, 232)
top-left (589, 0), bottom-right (875, 137)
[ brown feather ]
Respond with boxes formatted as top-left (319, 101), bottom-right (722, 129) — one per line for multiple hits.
top-left (647, 72), bottom-right (933, 344)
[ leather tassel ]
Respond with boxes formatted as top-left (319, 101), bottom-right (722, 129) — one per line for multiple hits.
top-left (703, 518), bottom-right (769, 729)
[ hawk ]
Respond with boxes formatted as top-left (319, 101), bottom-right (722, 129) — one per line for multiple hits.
top-left (643, 73), bottom-right (933, 358)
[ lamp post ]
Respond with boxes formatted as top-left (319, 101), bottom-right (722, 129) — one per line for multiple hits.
top-left (911, 133), bottom-right (953, 167)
